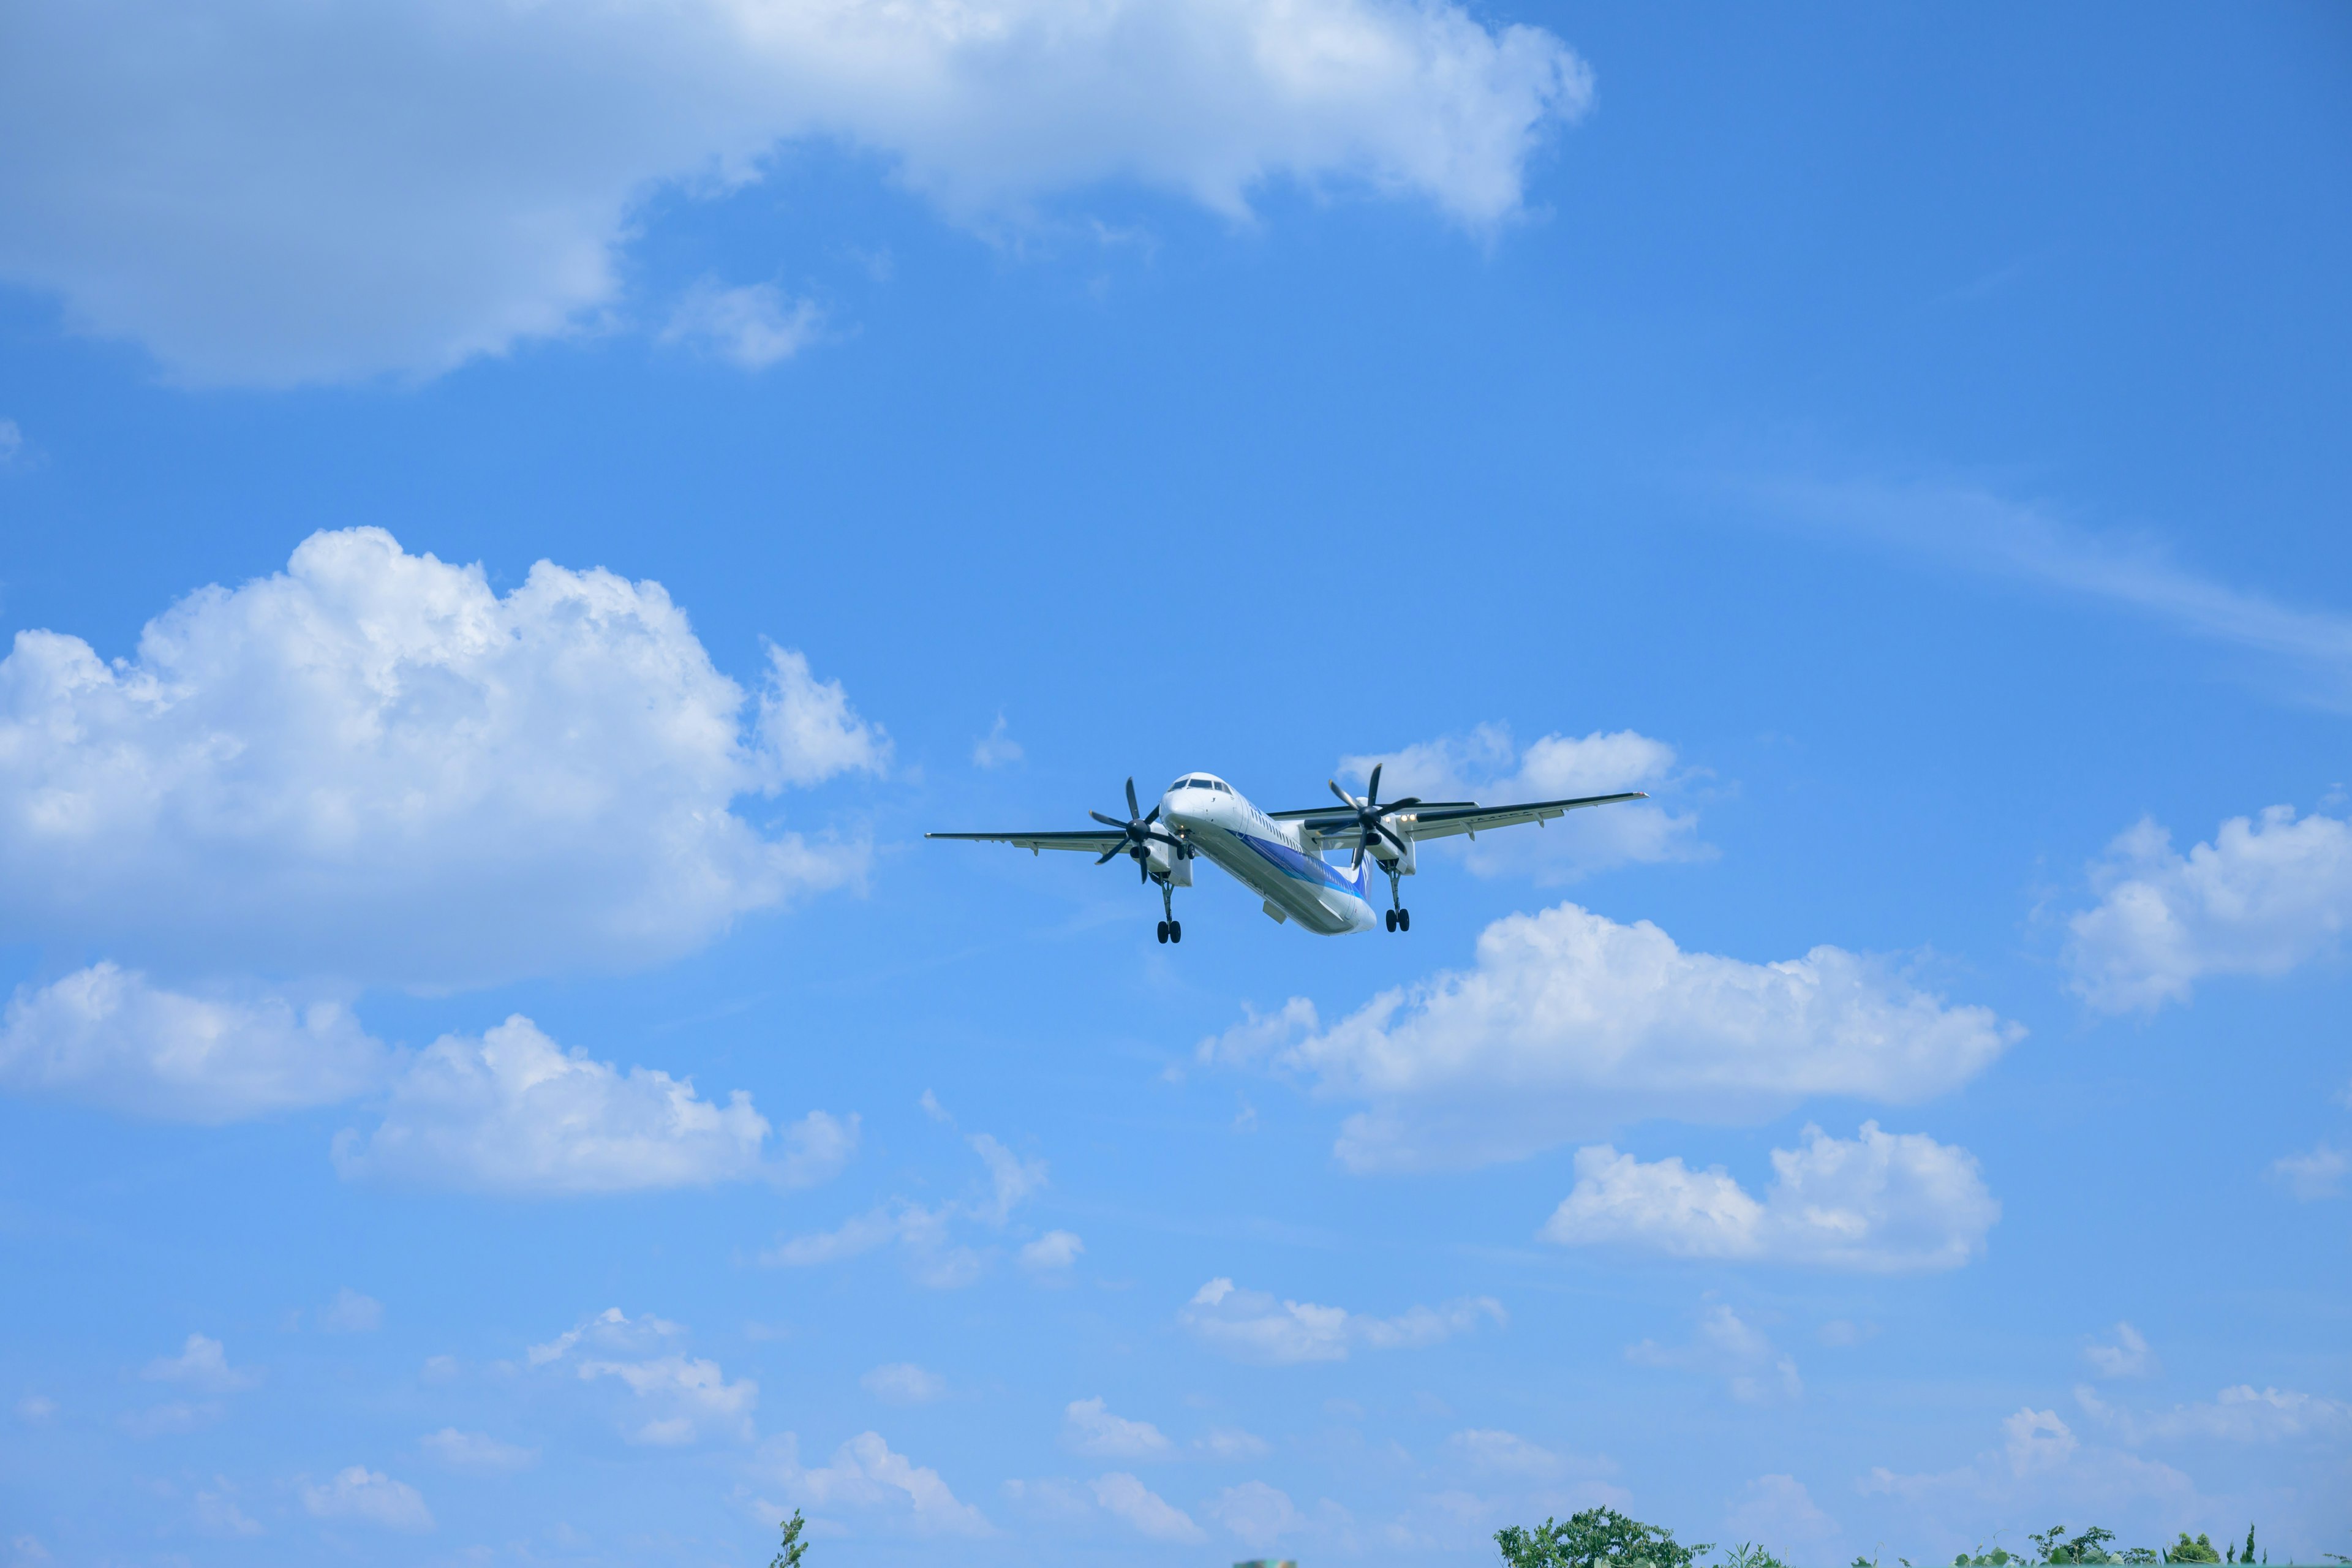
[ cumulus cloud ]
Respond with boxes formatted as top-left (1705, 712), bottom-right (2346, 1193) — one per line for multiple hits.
top-left (142, 1333), bottom-right (256, 1394)
top-left (1861, 1405), bottom-right (2199, 1529)
top-left (972, 714), bottom-right (1023, 770)
top-left (420, 1428), bottom-right (537, 1472)
top-left (1092, 1471), bottom-right (1204, 1542)
top-left (1540, 1123), bottom-right (1999, 1272)
top-left (660, 279), bottom-right (822, 369)
top-left (1179, 1277), bottom-right (1502, 1365)
top-left (331, 1015), bottom-right (850, 1195)
top-left (2075, 1383), bottom-right (2352, 1444)
top-left (1341, 725), bottom-right (1703, 881)
top-left (1206, 1480), bottom-right (1302, 1548)
top-left (2084, 1322), bottom-right (2154, 1379)
top-left (300, 1466), bottom-right (434, 1532)
top-left (1626, 1304), bottom-right (1801, 1404)
top-left (861, 1363), bottom-right (946, 1406)
top-left (1063, 1397), bottom-right (1171, 1460)
top-left (0, 529), bottom-right (880, 992)
top-left (764, 1129), bottom-right (1044, 1286)
top-left (2267, 1143), bottom-right (2348, 1199)
top-left (1020, 1229), bottom-right (1085, 1272)
top-left (0, 964), bottom-right (383, 1122)
top-left (2066, 807), bottom-right (2352, 1013)
top-left (528, 1308), bottom-right (756, 1445)
top-left (756, 1430), bottom-right (992, 1536)
top-left (0, 0), bottom-right (1591, 385)
top-left (1202, 902), bottom-right (2018, 1171)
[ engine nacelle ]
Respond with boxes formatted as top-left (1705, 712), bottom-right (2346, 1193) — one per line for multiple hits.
top-left (1371, 832), bottom-right (1417, 875)
top-left (1145, 839), bottom-right (1194, 886)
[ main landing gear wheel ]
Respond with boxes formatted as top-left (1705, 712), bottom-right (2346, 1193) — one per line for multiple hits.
top-left (1384, 908), bottom-right (1396, 932)
top-left (1398, 907), bottom-right (1410, 932)
top-left (1170, 920), bottom-right (1182, 943)
top-left (1156, 921), bottom-right (1169, 944)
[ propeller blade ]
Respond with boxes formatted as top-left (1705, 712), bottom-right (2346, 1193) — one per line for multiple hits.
top-left (1126, 777), bottom-right (1140, 819)
top-left (1352, 832), bottom-right (1370, 869)
top-left (1366, 762), bottom-right (1382, 807)
top-left (1095, 845), bottom-right (1123, 864)
top-left (1328, 779), bottom-right (1360, 809)
top-left (1388, 796), bottom-right (1422, 812)
top-left (1144, 805), bottom-right (1160, 825)
top-left (1377, 823), bottom-right (1409, 854)
top-left (1089, 810), bottom-right (1124, 828)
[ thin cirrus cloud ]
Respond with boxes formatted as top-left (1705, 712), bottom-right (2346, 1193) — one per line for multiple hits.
top-left (299, 1466), bottom-right (435, 1532)
top-left (1754, 477), bottom-right (2352, 709)
top-left (331, 1015), bottom-right (857, 1197)
top-left (763, 1130), bottom-right (1052, 1287)
top-left (1199, 902), bottom-right (2019, 1172)
top-left (1178, 1277), bottom-right (1504, 1365)
top-left (1062, 1397), bottom-right (1171, 1460)
top-left (2064, 805), bottom-right (2351, 1014)
top-left (1542, 1123), bottom-right (2000, 1273)
top-left (1338, 724), bottom-right (1706, 883)
top-left (1626, 1303), bottom-right (1802, 1405)
top-left (660, 279), bottom-right (824, 370)
top-left (0, 527), bottom-right (884, 993)
top-left (0, 0), bottom-right (1592, 386)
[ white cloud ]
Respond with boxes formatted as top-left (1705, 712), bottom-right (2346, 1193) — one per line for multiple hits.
top-left (1340, 725), bottom-right (1703, 881)
top-left (2075, 1382), bottom-right (2352, 1444)
top-left (1196, 1427), bottom-right (1270, 1460)
top-left (2084, 1322), bottom-right (2155, 1378)
top-left (2067, 807), bottom-right (2352, 1012)
top-left (1447, 1429), bottom-right (1577, 1479)
top-left (141, 1333), bottom-right (256, 1394)
top-left (300, 1466), bottom-right (434, 1532)
top-left (14, 1396), bottom-right (55, 1423)
top-left (1020, 1229), bottom-right (1085, 1272)
top-left (1861, 1405), bottom-right (2201, 1532)
top-left (0, 963), bottom-right (383, 1122)
top-left (1206, 1479), bottom-right (1301, 1548)
top-left (756, 1430), bottom-right (992, 1536)
top-left (0, 529), bottom-right (879, 992)
top-left (1756, 478), bottom-right (2352, 707)
top-left (320, 1288), bottom-right (383, 1333)
top-left (1179, 1276), bottom-right (1503, 1365)
top-left (1722, 1474), bottom-right (1838, 1547)
top-left (192, 1482), bottom-right (264, 1537)
top-left (1091, 1471), bottom-right (1204, 1542)
top-left (331, 1014), bottom-right (851, 1195)
top-left (0, 0), bottom-right (1592, 386)
top-left (0, 418), bottom-right (20, 464)
top-left (2268, 1142), bottom-right (2348, 1199)
top-left (420, 1428), bottom-right (537, 1471)
top-left (764, 1129), bottom-right (1042, 1286)
top-left (529, 1308), bottom-right (756, 1444)
top-left (1203, 902), bottom-right (2018, 1171)
top-left (971, 714), bottom-right (1023, 769)
top-left (660, 279), bottom-right (822, 369)
top-left (1626, 1304), bottom-right (1801, 1404)
top-left (861, 1363), bottom-right (946, 1406)
top-left (1063, 1397), bottom-right (1171, 1460)
top-left (120, 1400), bottom-right (219, 1437)
top-left (1540, 1123), bottom-right (1999, 1272)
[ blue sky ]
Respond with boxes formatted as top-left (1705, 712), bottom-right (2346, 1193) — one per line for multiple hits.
top-left (1, 4), bottom-right (2348, 1564)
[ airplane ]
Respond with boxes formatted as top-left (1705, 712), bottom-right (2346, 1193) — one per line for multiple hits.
top-left (928, 764), bottom-right (1646, 943)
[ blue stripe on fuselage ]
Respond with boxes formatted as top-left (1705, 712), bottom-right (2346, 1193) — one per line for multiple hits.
top-left (1237, 833), bottom-right (1370, 899)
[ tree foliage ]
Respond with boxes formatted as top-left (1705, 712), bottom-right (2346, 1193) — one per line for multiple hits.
top-left (1498, 1508), bottom-right (1713, 1568)
top-left (768, 1510), bottom-right (807, 1568)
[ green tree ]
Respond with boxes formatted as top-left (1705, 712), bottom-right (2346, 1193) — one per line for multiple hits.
top-left (2166, 1534), bottom-right (2221, 1564)
top-left (768, 1510), bottom-right (807, 1568)
top-left (1496, 1507), bottom-right (1712, 1568)
top-left (2242, 1526), bottom-right (2256, 1566)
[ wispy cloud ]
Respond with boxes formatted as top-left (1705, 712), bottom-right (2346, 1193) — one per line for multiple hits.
top-left (1755, 477), bottom-right (2352, 707)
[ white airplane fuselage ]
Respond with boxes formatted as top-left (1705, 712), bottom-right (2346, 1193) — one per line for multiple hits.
top-left (1159, 775), bottom-right (1382, 936)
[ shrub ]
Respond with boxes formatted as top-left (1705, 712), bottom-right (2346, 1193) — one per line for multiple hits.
top-left (1497, 1507), bottom-right (1713, 1568)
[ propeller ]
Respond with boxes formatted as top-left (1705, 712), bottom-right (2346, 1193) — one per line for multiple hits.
top-left (1327, 762), bottom-right (1422, 870)
top-left (1091, 777), bottom-right (1191, 883)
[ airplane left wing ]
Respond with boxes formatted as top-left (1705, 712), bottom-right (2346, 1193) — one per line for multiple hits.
top-left (925, 829), bottom-right (1128, 856)
top-left (1277, 792), bottom-right (1647, 851)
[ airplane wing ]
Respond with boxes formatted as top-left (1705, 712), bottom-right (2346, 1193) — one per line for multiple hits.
top-left (925, 829), bottom-right (1128, 856)
top-left (1275, 793), bottom-right (1646, 851)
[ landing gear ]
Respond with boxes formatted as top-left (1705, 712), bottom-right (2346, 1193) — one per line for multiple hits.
top-left (1384, 867), bottom-right (1411, 933)
top-left (1156, 881), bottom-right (1182, 944)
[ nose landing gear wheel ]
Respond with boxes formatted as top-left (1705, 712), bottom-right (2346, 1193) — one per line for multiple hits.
top-left (1156, 920), bottom-right (1169, 944)
top-left (1169, 921), bottom-right (1182, 943)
